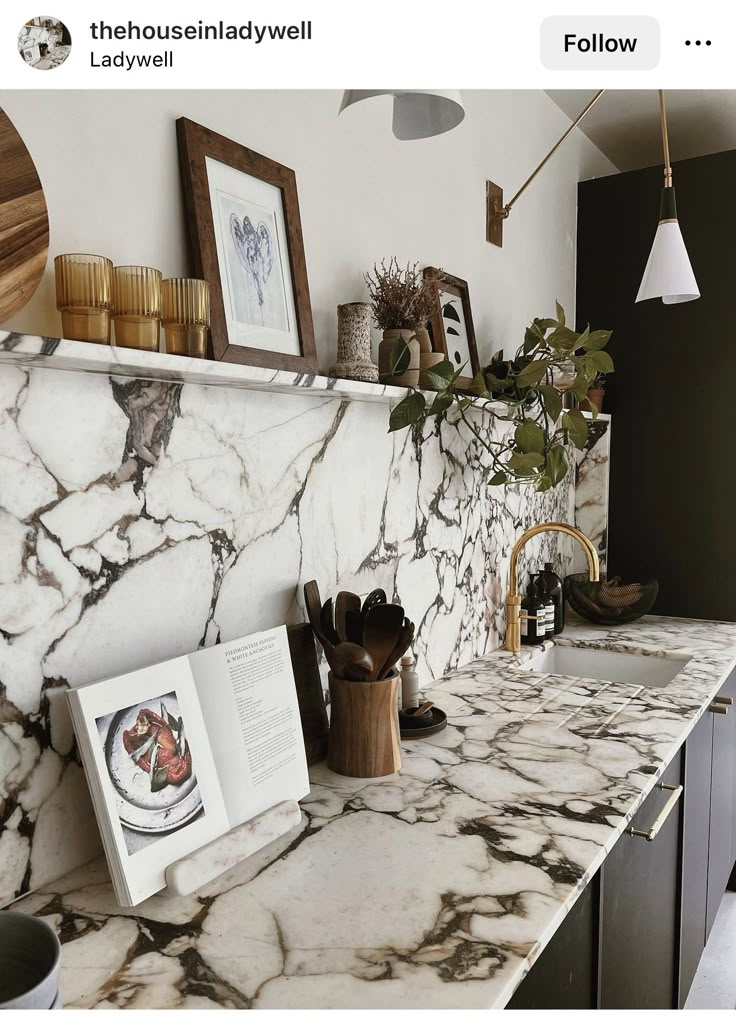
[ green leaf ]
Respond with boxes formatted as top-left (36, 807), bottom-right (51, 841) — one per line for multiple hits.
top-left (470, 371), bottom-right (490, 397)
top-left (456, 397), bottom-right (472, 411)
top-left (427, 390), bottom-right (453, 416)
top-left (491, 349), bottom-right (505, 365)
top-left (424, 360), bottom-right (455, 391)
top-left (555, 301), bottom-right (566, 327)
top-left (388, 337), bottom-right (411, 375)
top-left (388, 392), bottom-right (425, 431)
top-left (546, 327), bottom-right (579, 353)
top-left (581, 329), bottom-right (612, 351)
top-left (538, 384), bottom-right (562, 422)
top-left (515, 420), bottom-right (545, 454)
top-left (571, 371), bottom-right (591, 402)
top-left (508, 451), bottom-right (545, 475)
top-left (545, 444), bottom-right (569, 486)
top-left (488, 472), bottom-right (508, 486)
top-left (536, 318), bottom-right (558, 330)
top-left (516, 360), bottom-right (548, 388)
top-left (536, 474), bottom-right (554, 493)
top-left (585, 350), bottom-right (614, 374)
top-left (573, 325), bottom-right (590, 351)
top-left (560, 407), bottom-right (588, 451)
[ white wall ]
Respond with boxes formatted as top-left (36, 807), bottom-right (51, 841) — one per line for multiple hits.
top-left (1, 90), bottom-right (615, 367)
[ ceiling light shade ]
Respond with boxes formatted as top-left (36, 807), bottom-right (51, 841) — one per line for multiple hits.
top-left (338, 90), bottom-right (465, 140)
top-left (636, 188), bottom-right (700, 304)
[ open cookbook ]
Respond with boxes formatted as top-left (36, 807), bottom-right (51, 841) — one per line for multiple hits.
top-left (67, 626), bottom-right (310, 906)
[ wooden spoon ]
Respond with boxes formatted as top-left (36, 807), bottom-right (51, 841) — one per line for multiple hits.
top-left (335, 591), bottom-right (361, 642)
top-left (363, 604), bottom-right (405, 681)
top-left (377, 619), bottom-right (415, 682)
top-left (332, 642), bottom-right (374, 682)
top-left (344, 609), bottom-right (364, 646)
top-left (304, 580), bottom-right (328, 644)
top-left (320, 598), bottom-right (340, 646)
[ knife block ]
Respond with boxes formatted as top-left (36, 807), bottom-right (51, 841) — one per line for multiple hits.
top-left (327, 672), bottom-right (401, 778)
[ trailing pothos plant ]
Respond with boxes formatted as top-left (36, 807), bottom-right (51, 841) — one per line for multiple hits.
top-left (387, 303), bottom-right (613, 492)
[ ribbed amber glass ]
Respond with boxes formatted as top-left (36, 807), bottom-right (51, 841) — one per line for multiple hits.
top-left (112, 266), bottom-right (162, 352)
top-left (162, 278), bottom-right (210, 359)
top-left (55, 254), bottom-right (113, 344)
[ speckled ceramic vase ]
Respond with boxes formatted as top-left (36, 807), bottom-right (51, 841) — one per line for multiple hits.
top-left (331, 302), bottom-right (378, 383)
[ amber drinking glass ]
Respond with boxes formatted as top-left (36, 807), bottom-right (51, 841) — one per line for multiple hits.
top-left (162, 278), bottom-right (210, 358)
top-left (112, 266), bottom-right (162, 352)
top-left (54, 254), bottom-right (113, 344)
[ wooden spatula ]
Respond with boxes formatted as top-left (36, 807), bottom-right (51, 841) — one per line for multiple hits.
top-left (362, 604), bottom-right (405, 681)
top-left (335, 591), bottom-right (361, 642)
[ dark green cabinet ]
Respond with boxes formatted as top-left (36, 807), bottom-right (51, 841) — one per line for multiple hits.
top-left (599, 751), bottom-right (683, 1009)
top-left (506, 878), bottom-right (597, 1009)
top-left (706, 672), bottom-right (736, 937)
top-left (679, 709), bottom-right (713, 1004)
top-left (507, 670), bottom-right (736, 1010)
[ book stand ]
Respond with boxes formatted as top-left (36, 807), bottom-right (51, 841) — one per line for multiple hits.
top-left (163, 799), bottom-right (302, 896)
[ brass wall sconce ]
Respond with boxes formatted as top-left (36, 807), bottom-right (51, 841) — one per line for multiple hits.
top-left (486, 90), bottom-right (605, 248)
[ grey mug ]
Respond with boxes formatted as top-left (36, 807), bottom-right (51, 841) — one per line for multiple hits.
top-left (0, 912), bottom-right (61, 1009)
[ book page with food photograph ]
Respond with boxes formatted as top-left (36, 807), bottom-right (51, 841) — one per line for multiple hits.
top-left (67, 626), bottom-right (310, 906)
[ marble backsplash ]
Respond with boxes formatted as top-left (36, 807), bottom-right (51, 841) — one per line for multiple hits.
top-left (0, 336), bottom-right (608, 905)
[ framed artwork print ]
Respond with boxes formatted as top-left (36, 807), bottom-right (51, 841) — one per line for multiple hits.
top-left (177, 117), bottom-right (317, 373)
top-left (424, 268), bottom-right (480, 390)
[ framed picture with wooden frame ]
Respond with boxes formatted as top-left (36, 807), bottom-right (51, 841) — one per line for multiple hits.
top-left (177, 117), bottom-right (317, 373)
top-left (423, 268), bottom-right (480, 391)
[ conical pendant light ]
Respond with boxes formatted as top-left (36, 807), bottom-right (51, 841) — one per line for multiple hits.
top-left (636, 91), bottom-right (699, 304)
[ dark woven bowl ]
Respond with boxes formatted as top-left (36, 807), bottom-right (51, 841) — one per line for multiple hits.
top-left (564, 573), bottom-right (659, 625)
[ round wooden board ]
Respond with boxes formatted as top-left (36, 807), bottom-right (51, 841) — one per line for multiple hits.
top-left (0, 108), bottom-right (49, 323)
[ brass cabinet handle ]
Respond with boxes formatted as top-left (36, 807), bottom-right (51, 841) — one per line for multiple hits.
top-left (709, 704), bottom-right (729, 715)
top-left (715, 696), bottom-right (734, 706)
top-left (629, 783), bottom-right (683, 842)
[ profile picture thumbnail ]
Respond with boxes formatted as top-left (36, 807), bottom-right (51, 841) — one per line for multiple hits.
top-left (18, 16), bottom-right (72, 70)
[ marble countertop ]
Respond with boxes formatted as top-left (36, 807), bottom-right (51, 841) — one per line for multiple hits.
top-left (11, 615), bottom-right (736, 1009)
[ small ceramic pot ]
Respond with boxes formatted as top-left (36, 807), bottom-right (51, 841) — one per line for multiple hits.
top-left (0, 912), bottom-right (61, 1009)
top-left (581, 388), bottom-right (605, 412)
top-left (327, 671), bottom-right (401, 778)
top-left (378, 328), bottom-right (419, 387)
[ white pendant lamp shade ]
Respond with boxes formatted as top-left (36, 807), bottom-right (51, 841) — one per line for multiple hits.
top-left (636, 221), bottom-right (700, 304)
top-left (636, 188), bottom-right (700, 304)
top-left (339, 90), bottom-right (465, 140)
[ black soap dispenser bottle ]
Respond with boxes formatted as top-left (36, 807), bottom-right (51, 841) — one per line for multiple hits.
top-left (533, 574), bottom-right (555, 638)
top-left (520, 579), bottom-right (546, 646)
top-left (538, 562), bottom-right (565, 634)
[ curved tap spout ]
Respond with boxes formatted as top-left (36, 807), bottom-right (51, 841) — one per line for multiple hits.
top-left (504, 522), bottom-right (600, 653)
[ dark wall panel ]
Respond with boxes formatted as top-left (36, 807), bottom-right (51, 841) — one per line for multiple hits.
top-left (576, 149), bottom-right (736, 620)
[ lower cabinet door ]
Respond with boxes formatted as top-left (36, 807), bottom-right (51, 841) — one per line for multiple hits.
top-left (599, 751), bottom-right (683, 1010)
top-left (679, 709), bottom-right (714, 1005)
top-left (506, 877), bottom-right (597, 1009)
top-left (707, 673), bottom-right (736, 937)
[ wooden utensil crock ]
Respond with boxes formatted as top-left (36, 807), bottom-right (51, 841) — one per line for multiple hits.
top-left (327, 671), bottom-right (401, 778)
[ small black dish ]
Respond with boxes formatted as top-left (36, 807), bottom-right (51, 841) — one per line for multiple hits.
top-left (399, 706), bottom-right (448, 739)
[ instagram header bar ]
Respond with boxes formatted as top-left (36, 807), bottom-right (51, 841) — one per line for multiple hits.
top-left (1, 1), bottom-right (732, 87)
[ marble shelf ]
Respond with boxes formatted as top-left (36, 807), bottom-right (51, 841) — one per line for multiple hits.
top-left (0, 330), bottom-right (410, 403)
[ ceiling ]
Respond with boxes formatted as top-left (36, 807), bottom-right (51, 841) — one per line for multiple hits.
top-left (546, 90), bottom-right (736, 172)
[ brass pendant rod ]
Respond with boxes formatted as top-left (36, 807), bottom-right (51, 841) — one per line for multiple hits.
top-left (503, 89), bottom-right (606, 215)
top-left (659, 89), bottom-right (672, 187)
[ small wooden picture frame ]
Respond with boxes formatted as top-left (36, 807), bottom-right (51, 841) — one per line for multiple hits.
top-left (424, 268), bottom-right (480, 390)
top-left (177, 117), bottom-right (317, 373)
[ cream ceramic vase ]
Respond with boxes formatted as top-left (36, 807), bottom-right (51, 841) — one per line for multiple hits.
top-left (378, 328), bottom-right (419, 387)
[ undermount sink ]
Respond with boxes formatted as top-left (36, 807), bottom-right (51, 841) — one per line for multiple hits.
top-left (520, 644), bottom-right (691, 688)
